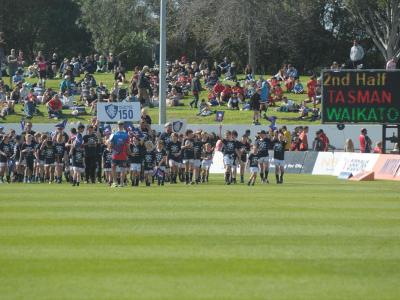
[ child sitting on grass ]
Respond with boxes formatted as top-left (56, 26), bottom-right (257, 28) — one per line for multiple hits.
top-left (293, 79), bottom-right (304, 94)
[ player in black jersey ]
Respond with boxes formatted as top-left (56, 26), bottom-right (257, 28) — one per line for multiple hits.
top-left (230, 130), bottom-right (241, 184)
top-left (13, 135), bottom-right (24, 182)
top-left (239, 135), bottom-right (251, 183)
top-left (155, 140), bottom-right (167, 186)
top-left (20, 134), bottom-right (36, 183)
top-left (70, 140), bottom-right (85, 186)
top-left (255, 130), bottom-right (271, 183)
top-left (143, 140), bottom-right (155, 186)
top-left (166, 132), bottom-right (181, 184)
top-left (246, 145), bottom-right (259, 186)
top-left (0, 134), bottom-right (13, 183)
top-left (192, 132), bottom-right (203, 184)
top-left (273, 133), bottom-right (287, 184)
top-left (182, 130), bottom-right (195, 184)
top-left (201, 143), bottom-right (214, 183)
top-left (34, 134), bottom-right (47, 183)
top-left (129, 135), bottom-right (144, 186)
top-left (54, 133), bottom-right (66, 183)
top-left (40, 137), bottom-right (56, 183)
top-left (221, 131), bottom-right (241, 185)
top-left (102, 142), bottom-right (113, 185)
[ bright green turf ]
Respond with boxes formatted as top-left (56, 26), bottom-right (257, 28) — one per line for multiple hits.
top-left (0, 175), bottom-right (399, 300)
top-left (1, 73), bottom-right (315, 125)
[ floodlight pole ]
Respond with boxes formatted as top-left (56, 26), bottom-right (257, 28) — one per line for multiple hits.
top-left (158, 0), bottom-right (167, 125)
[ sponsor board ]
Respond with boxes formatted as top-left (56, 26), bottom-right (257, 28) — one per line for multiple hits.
top-left (333, 153), bottom-right (379, 176)
top-left (312, 152), bottom-right (345, 175)
top-left (372, 154), bottom-right (400, 181)
top-left (312, 152), bottom-right (379, 176)
top-left (97, 102), bottom-right (141, 122)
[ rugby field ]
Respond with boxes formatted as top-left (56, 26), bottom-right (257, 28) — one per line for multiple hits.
top-left (0, 175), bottom-right (399, 300)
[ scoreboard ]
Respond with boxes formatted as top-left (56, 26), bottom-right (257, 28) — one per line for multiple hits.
top-left (321, 70), bottom-right (400, 124)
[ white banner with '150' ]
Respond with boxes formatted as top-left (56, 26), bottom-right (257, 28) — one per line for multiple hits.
top-left (97, 102), bottom-right (141, 122)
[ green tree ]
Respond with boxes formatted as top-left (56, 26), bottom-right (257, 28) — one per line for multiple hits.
top-left (0, 0), bottom-right (91, 61)
top-left (76, 0), bottom-right (157, 67)
top-left (345, 0), bottom-right (400, 62)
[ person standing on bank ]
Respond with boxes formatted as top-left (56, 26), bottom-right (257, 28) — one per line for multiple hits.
top-left (190, 72), bottom-right (202, 109)
top-left (350, 40), bottom-right (365, 69)
top-left (7, 49), bottom-right (18, 88)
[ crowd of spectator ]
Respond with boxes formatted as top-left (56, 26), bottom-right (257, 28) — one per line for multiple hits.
top-left (0, 49), bottom-right (327, 123)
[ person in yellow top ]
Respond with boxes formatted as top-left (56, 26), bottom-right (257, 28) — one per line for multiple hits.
top-left (281, 126), bottom-right (291, 151)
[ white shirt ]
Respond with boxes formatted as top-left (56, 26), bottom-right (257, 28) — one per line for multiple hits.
top-left (350, 45), bottom-right (365, 62)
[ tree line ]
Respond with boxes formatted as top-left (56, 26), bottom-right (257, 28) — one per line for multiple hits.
top-left (0, 0), bottom-right (398, 73)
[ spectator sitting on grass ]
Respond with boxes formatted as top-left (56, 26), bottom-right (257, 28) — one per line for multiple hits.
top-left (114, 66), bottom-right (126, 83)
top-left (27, 88), bottom-right (39, 105)
top-left (12, 69), bottom-right (24, 85)
top-left (27, 63), bottom-right (38, 78)
top-left (166, 88), bottom-right (183, 107)
top-left (299, 101), bottom-right (309, 119)
top-left (232, 82), bottom-right (245, 102)
top-left (86, 88), bottom-right (98, 108)
top-left (33, 83), bottom-right (44, 102)
top-left (285, 64), bottom-right (298, 79)
top-left (206, 70), bottom-right (219, 89)
top-left (96, 82), bottom-right (109, 100)
top-left (47, 94), bottom-right (63, 119)
top-left (10, 84), bottom-right (21, 104)
top-left (0, 90), bottom-right (15, 119)
top-left (96, 55), bottom-right (107, 73)
top-left (228, 93), bottom-right (240, 110)
top-left (279, 96), bottom-right (295, 112)
top-left (270, 84), bottom-right (283, 105)
top-left (20, 82), bottom-right (30, 101)
top-left (42, 88), bottom-right (55, 104)
top-left (23, 95), bottom-right (36, 119)
top-left (221, 84), bottom-right (232, 103)
top-left (61, 91), bottom-right (74, 108)
top-left (197, 99), bottom-right (212, 116)
top-left (285, 76), bottom-right (295, 92)
top-left (78, 72), bottom-right (96, 88)
top-left (80, 82), bottom-right (90, 105)
top-left (212, 81), bottom-right (225, 104)
top-left (274, 67), bottom-right (286, 81)
top-left (293, 79), bottom-right (304, 94)
top-left (60, 75), bottom-right (72, 94)
top-left (225, 61), bottom-right (237, 81)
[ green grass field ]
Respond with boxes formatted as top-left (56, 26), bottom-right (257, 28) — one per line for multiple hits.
top-left (0, 175), bottom-right (399, 300)
top-left (1, 73), bottom-right (315, 125)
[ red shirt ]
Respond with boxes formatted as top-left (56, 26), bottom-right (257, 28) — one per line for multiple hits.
top-left (213, 83), bottom-right (224, 94)
top-left (320, 133), bottom-right (330, 151)
top-left (232, 86), bottom-right (244, 96)
top-left (299, 131), bottom-right (308, 151)
top-left (359, 134), bottom-right (366, 153)
top-left (307, 79), bottom-right (317, 91)
top-left (48, 98), bottom-right (62, 111)
top-left (222, 87), bottom-right (232, 95)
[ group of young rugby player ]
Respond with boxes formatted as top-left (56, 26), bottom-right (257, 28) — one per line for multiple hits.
top-left (0, 120), bottom-right (287, 187)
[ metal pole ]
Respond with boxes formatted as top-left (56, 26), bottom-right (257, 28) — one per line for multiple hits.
top-left (158, 0), bottom-right (167, 125)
